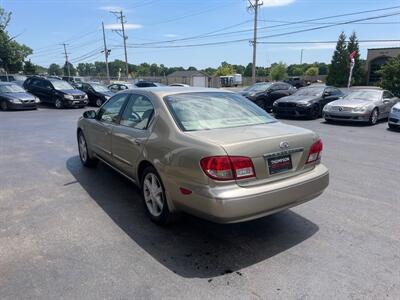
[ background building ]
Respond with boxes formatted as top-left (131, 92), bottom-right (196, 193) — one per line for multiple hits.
top-left (367, 47), bottom-right (400, 84)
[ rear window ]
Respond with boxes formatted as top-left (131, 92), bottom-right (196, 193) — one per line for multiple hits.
top-left (164, 92), bottom-right (276, 131)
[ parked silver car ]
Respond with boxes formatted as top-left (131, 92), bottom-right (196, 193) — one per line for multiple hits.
top-left (388, 102), bottom-right (400, 130)
top-left (323, 89), bottom-right (399, 125)
top-left (77, 88), bottom-right (329, 225)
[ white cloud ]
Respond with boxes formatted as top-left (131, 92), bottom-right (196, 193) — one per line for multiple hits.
top-left (261, 0), bottom-right (296, 8)
top-left (164, 34), bottom-right (178, 38)
top-left (98, 6), bottom-right (126, 11)
top-left (104, 23), bottom-right (142, 30)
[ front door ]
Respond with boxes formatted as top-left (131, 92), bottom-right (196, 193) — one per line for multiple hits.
top-left (88, 93), bottom-right (129, 162)
top-left (112, 94), bottom-right (155, 179)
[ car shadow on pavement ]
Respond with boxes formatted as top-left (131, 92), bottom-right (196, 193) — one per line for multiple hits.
top-left (66, 156), bottom-right (319, 279)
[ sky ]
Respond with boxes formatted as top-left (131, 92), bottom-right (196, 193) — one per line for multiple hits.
top-left (1, 0), bottom-right (400, 69)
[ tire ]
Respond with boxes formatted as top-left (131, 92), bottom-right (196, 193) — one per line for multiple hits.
top-left (0, 101), bottom-right (8, 111)
top-left (141, 166), bottom-right (174, 225)
top-left (95, 98), bottom-right (103, 107)
top-left (369, 108), bottom-right (379, 125)
top-left (78, 131), bottom-right (98, 167)
top-left (309, 104), bottom-right (320, 120)
top-left (55, 98), bottom-right (63, 109)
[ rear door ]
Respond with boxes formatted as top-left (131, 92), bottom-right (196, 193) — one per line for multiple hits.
top-left (111, 94), bottom-right (155, 179)
top-left (87, 93), bottom-right (129, 163)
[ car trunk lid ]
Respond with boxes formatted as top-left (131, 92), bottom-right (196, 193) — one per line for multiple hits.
top-left (186, 122), bottom-right (318, 187)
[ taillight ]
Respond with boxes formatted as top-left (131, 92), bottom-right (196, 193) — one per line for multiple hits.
top-left (307, 139), bottom-right (323, 164)
top-left (200, 156), bottom-right (255, 181)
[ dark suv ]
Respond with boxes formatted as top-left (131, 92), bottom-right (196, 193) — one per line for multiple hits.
top-left (23, 76), bottom-right (88, 108)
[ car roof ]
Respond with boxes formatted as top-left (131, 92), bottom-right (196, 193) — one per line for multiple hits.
top-left (123, 87), bottom-right (233, 98)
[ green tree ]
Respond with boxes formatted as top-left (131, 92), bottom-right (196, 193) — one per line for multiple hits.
top-left (347, 32), bottom-right (365, 86)
top-left (215, 61), bottom-right (234, 76)
top-left (23, 60), bottom-right (36, 74)
top-left (244, 63), bottom-right (253, 77)
top-left (63, 61), bottom-right (76, 76)
top-left (187, 66), bottom-right (197, 71)
top-left (203, 67), bottom-right (216, 76)
top-left (326, 32), bottom-right (348, 86)
top-left (0, 6), bottom-right (11, 30)
top-left (0, 6), bottom-right (32, 73)
top-left (377, 55), bottom-right (400, 96)
top-left (48, 63), bottom-right (62, 75)
top-left (270, 62), bottom-right (287, 81)
top-left (305, 66), bottom-right (319, 76)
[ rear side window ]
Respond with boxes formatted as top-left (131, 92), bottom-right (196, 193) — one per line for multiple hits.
top-left (164, 92), bottom-right (276, 131)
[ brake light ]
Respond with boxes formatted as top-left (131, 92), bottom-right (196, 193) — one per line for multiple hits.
top-left (200, 156), bottom-right (255, 181)
top-left (307, 139), bottom-right (323, 164)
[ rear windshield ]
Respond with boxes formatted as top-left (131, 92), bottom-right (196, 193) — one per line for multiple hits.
top-left (164, 92), bottom-right (276, 131)
top-left (294, 87), bottom-right (324, 96)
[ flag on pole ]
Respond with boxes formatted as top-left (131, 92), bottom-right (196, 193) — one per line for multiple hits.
top-left (347, 51), bottom-right (357, 88)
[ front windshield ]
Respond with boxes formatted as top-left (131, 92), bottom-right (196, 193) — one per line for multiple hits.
top-left (91, 84), bottom-right (109, 92)
top-left (0, 84), bottom-right (25, 93)
top-left (244, 83), bottom-right (272, 92)
top-left (164, 92), bottom-right (276, 131)
top-left (52, 80), bottom-right (74, 90)
top-left (345, 90), bottom-right (381, 101)
top-left (294, 87), bottom-right (324, 97)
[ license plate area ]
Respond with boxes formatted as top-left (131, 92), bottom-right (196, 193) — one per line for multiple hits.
top-left (267, 155), bottom-right (293, 175)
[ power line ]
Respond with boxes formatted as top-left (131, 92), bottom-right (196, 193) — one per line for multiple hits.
top-left (256, 39), bottom-right (400, 44)
top-left (121, 11), bottom-right (400, 49)
top-left (126, 5), bottom-right (400, 47)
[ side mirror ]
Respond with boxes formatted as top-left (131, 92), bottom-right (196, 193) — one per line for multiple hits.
top-left (383, 99), bottom-right (390, 104)
top-left (323, 91), bottom-right (331, 97)
top-left (83, 110), bottom-right (96, 119)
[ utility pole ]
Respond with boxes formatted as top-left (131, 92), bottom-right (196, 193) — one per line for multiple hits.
top-left (110, 10), bottom-right (129, 79)
top-left (62, 43), bottom-right (71, 77)
top-left (300, 49), bottom-right (304, 64)
top-left (249, 0), bottom-right (263, 84)
top-left (101, 22), bottom-right (111, 82)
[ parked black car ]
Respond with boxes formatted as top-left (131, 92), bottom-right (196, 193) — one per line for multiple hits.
top-left (108, 82), bottom-right (136, 92)
top-left (238, 82), bottom-right (296, 111)
top-left (0, 82), bottom-right (40, 111)
top-left (78, 82), bottom-right (114, 107)
top-left (284, 77), bottom-right (305, 89)
top-left (24, 76), bottom-right (88, 109)
top-left (273, 85), bottom-right (344, 119)
top-left (62, 76), bottom-right (85, 88)
top-left (135, 81), bottom-right (165, 87)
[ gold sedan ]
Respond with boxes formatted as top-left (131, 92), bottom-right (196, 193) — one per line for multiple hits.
top-left (77, 88), bottom-right (329, 225)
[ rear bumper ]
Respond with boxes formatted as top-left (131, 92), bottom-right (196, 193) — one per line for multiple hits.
top-left (323, 111), bottom-right (370, 122)
top-left (168, 164), bottom-right (329, 223)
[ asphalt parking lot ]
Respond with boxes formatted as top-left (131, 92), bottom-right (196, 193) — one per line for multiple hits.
top-left (0, 106), bottom-right (399, 299)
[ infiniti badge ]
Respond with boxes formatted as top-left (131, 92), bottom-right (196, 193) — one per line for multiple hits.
top-left (279, 141), bottom-right (290, 149)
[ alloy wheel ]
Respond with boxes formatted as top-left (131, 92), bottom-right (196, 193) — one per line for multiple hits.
top-left (55, 98), bottom-right (62, 109)
top-left (370, 109), bottom-right (378, 125)
top-left (78, 133), bottom-right (88, 163)
top-left (0, 101), bottom-right (7, 111)
top-left (143, 173), bottom-right (164, 217)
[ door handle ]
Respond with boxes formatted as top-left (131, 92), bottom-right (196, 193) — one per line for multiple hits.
top-left (134, 139), bottom-right (142, 146)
